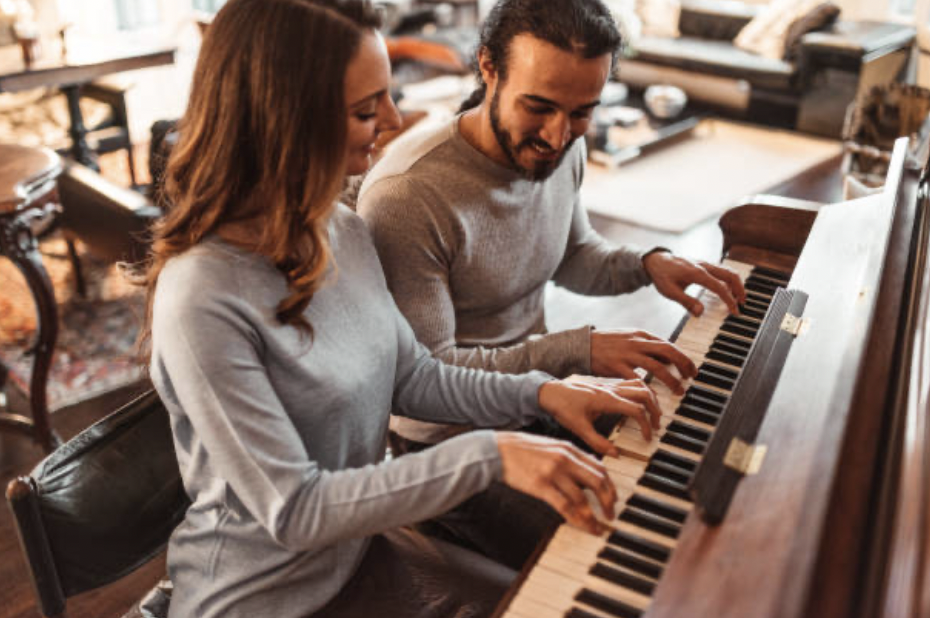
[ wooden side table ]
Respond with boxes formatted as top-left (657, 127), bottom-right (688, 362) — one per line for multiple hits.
top-left (0, 143), bottom-right (64, 452)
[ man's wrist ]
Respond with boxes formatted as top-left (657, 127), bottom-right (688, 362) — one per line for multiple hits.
top-left (641, 246), bottom-right (672, 281)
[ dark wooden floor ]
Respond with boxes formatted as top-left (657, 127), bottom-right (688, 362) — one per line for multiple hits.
top-left (0, 149), bottom-right (843, 618)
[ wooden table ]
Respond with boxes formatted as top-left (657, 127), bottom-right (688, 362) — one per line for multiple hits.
top-left (0, 143), bottom-right (63, 452)
top-left (0, 38), bottom-right (175, 169)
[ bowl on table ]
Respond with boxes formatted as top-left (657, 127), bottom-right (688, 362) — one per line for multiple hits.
top-left (644, 84), bottom-right (688, 119)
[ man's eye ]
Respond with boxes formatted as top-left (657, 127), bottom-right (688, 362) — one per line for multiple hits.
top-left (528, 106), bottom-right (552, 115)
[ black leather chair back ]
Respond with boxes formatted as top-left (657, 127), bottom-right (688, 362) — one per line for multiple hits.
top-left (6, 390), bottom-right (189, 617)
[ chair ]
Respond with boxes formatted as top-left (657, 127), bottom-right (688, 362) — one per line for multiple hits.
top-left (0, 143), bottom-right (64, 452)
top-left (56, 162), bottom-right (161, 297)
top-left (79, 78), bottom-right (138, 187)
top-left (6, 389), bottom-right (189, 618)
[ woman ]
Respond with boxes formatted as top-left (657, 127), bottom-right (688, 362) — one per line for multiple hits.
top-left (141, 1), bottom-right (661, 616)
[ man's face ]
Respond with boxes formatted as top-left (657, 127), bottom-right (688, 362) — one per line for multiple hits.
top-left (482, 34), bottom-right (611, 180)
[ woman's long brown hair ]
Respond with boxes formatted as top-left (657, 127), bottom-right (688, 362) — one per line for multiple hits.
top-left (135, 0), bottom-right (381, 361)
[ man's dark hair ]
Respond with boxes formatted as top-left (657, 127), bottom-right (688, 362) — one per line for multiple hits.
top-left (458, 0), bottom-right (621, 112)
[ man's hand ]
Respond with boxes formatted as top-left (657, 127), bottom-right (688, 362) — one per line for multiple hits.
top-left (538, 378), bottom-right (661, 456)
top-left (591, 329), bottom-right (696, 395)
top-left (643, 251), bottom-right (746, 317)
top-left (497, 432), bottom-right (616, 535)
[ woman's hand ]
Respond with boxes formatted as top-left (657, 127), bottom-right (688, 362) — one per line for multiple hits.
top-left (538, 378), bottom-right (661, 457)
top-left (497, 432), bottom-right (616, 535)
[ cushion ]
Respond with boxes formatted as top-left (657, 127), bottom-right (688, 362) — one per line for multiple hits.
top-left (733, 0), bottom-right (826, 60)
top-left (637, 0), bottom-right (681, 38)
top-left (632, 36), bottom-right (796, 90)
top-left (783, 3), bottom-right (841, 61)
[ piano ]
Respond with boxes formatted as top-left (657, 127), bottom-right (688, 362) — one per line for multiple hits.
top-left (495, 138), bottom-right (930, 618)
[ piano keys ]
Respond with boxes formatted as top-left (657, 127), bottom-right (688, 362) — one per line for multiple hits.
top-left (495, 138), bottom-right (930, 618)
top-left (503, 260), bottom-right (783, 618)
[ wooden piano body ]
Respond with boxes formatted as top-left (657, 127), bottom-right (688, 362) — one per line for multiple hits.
top-left (497, 138), bottom-right (930, 618)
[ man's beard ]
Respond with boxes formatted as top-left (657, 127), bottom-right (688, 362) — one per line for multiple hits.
top-left (489, 88), bottom-right (574, 181)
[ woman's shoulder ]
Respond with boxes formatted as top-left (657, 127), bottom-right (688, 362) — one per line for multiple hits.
top-left (155, 240), bottom-right (275, 317)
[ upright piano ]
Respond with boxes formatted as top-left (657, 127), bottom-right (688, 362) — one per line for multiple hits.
top-left (495, 138), bottom-right (930, 618)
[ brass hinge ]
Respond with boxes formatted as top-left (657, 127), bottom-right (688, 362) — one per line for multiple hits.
top-left (780, 313), bottom-right (809, 337)
top-left (723, 438), bottom-right (767, 475)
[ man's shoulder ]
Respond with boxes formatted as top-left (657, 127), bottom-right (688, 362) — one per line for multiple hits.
top-left (359, 116), bottom-right (459, 200)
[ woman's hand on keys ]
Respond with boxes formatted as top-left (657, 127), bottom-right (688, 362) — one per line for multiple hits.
top-left (496, 432), bottom-right (616, 535)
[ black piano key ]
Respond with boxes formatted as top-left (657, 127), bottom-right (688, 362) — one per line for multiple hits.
top-left (722, 318), bottom-right (759, 338)
top-left (676, 404), bottom-right (720, 426)
top-left (598, 546), bottom-right (664, 580)
top-left (608, 530), bottom-right (671, 563)
top-left (681, 392), bottom-right (725, 413)
top-left (719, 321), bottom-right (756, 340)
top-left (744, 279), bottom-right (778, 296)
top-left (640, 471), bottom-right (692, 501)
top-left (744, 298), bottom-right (770, 313)
top-left (661, 431), bottom-right (706, 455)
top-left (699, 362), bottom-right (739, 381)
top-left (667, 420), bottom-right (712, 443)
top-left (628, 493), bottom-right (688, 524)
top-left (752, 265), bottom-right (791, 283)
top-left (694, 369), bottom-right (735, 392)
top-left (715, 333), bottom-right (752, 353)
top-left (575, 589), bottom-right (643, 618)
top-left (590, 562), bottom-right (656, 596)
top-left (737, 304), bottom-right (766, 321)
top-left (645, 461), bottom-right (692, 486)
top-left (746, 291), bottom-right (772, 305)
top-left (710, 339), bottom-right (749, 359)
top-left (726, 315), bottom-right (762, 331)
top-left (653, 448), bottom-right (698, 473)
top-left (566, 608), bottom-right (606, 618)
top-left (619, 508), bottom-right (681, 539)
top-left (749, 269), bottom-right (788, 287)
top-left (706, 349), bottom-right (745, 368)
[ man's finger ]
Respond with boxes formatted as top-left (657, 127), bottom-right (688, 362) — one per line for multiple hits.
top-left (643, 339), bottom-right (696, 378)
top-left (661, 285), bottom-right (705, 317)
top-left (638, 357), bottom-right (685, 395)
top-left (691, 267), bottom-right (739, 315)
top-left (574, 423), bottom-right (621, 457)
top-left (703, 262), bottom-right (747, 304)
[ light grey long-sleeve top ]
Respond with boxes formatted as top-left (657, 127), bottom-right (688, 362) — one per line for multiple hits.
top-left (150, 205), bottom-right (551, 618)
top-left (357, 116), bottom-right (652, 443)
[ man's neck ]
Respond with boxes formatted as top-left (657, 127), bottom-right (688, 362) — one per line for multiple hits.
top-left (459, 104), bottom-right (512, 170)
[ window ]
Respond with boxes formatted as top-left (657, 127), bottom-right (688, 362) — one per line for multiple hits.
top-left (891, 0), bottom-right (917, 15)
top-left (113, 0), bottom-right (160, 30)
top-left (192, 0), bottom-right (227, 13)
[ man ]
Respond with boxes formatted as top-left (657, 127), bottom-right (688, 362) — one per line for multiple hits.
top-left (357, 0), bottom-right (745, 568)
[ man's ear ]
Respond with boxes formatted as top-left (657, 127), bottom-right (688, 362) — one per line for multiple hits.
top-left (477, 47), bottom-right (498, 91)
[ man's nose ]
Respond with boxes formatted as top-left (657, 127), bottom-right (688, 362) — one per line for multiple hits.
top-left (540, 113), bottom-right (571, 151)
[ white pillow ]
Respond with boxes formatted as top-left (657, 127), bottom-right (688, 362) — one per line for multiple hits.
top-left (605, 0), bottom-right (643, 44)
top-left (733, 0), bottom-right (824, 59)
top-left (638, 0), bottom-right (681, 38)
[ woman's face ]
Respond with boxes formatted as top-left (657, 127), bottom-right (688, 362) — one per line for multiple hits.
top-left (344, 30), bottom-right (401, 176)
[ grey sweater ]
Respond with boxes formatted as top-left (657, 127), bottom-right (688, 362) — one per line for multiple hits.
top-left (357, 116), bottom-right (652, 443)
top-left (150, 205), bottom-right (551, 618)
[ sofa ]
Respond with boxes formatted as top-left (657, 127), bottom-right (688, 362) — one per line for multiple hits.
top-left (616, 0), bottom-right (916, 137)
